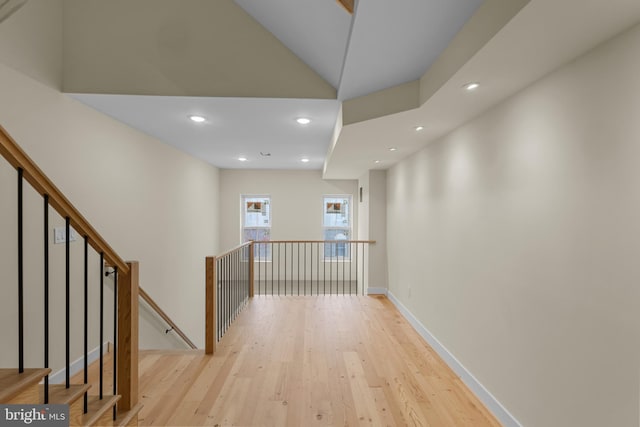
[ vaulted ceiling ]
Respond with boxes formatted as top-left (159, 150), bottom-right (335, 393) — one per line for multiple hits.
top-left (46, 0), bottom-right (640, 176)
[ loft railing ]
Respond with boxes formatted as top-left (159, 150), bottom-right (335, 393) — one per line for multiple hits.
top-left (205, 242), bottom-right (252, 354)
top-left (205, 240), bottom-right (375, 354)
top-left (253, 240), bottom-right (374, 296)
top-left (0, 125), bottom-right (138, 419)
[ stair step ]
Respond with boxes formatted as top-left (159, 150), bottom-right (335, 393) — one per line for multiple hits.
top-left (42, 384), bottom-right (91, 424)
top-left (0, 368), bottom-right (51, 403)
top-left (78, 395), bottom-right (120, 427)
top-left (114, 402), bottom-right (143, 427)
top-left (41, 383), bottom-right (91, 404)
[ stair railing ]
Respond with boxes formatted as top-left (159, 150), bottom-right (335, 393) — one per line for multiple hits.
top-left (139, 287), bottom-right (197, 349)
top-left (0, 125), bottom-right (139, 420)
top-left (205, 239), bottom-right (375, 354)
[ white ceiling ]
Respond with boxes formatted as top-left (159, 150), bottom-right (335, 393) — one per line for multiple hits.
top-left (70, 94), bottom-right (341, 170)
top-left (65, 0), bottom-right (487, 171)
top-left (338, 0), bottom-right (483, 100)
top-left (60, 0), bottom-right (640, 175)
top-left (324, 0), bottom-right (640, 178)
top-left (233, 0), bottom-right (352, 90)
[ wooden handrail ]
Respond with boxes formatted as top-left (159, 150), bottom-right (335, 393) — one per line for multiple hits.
top-left (0, 125), bottom-right (128, 273)
top-left (337, 0), bottom-right (354, 14)
top-left (139, 287), bottom-right (197, 349)
top-left (214, 241), bottom-right (253, 259)
top-left (256, 240), bottom-right (376, 244)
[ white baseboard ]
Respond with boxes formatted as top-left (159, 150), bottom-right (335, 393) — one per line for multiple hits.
top-left (366, 287), bottom-right (388, 295)
top-left (48, 342), bottom-right (111, 385)
top-left (386, 291), bottom-right (522, 427)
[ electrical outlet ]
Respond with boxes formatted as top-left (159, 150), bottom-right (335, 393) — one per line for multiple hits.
top-left (53, 226), bottom-right (78, 244)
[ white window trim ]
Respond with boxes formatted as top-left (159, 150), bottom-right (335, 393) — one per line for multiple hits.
top-left (322, 194), bottom-right (352, 261)
top-left (241, 194), bottom-right (272, 261)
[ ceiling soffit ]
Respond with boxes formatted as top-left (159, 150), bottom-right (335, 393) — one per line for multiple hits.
top-left (340, 0), bottom-right (531, 126)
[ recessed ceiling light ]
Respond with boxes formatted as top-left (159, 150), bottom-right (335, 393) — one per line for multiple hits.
top-left (388, 147), bottom-right (397, 152)
top-left (415, 126), bottom-right (424, 131)
top-left (374, 160), bottom-right (381, 164)
top-left (238, 156), bottom-right (247, 162)
top-left (296, 117), bottom-right (311, 125)
top-left (463, 82), bottom-right (480, 91)
top-left (301, 158), bottom-right (310, 163)
top-left (189, 115), bottom-right (206, 123)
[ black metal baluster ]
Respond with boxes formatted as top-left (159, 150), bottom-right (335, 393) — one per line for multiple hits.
top-left (235, 252), bottom-right (238, 318)
top-left (330, 242), bottom-right (333, 295)
top-left (297, 242), bottom-right (300, 296)
top-left (215, 260), bottom-right (218, 341)
top-left (226, 256), bottom-right (230, 333)
top-left (363, 243), bottom-right (366, 296)
top-left (224, 256), bottom-right (226, 332)
top-left (355, 242), bottom-right (359, 295)
top-left (113, 267), bottom-right (118, 421)
top-left (65, 216), bottom-right (71, 388)
top-left (349, 242), bottom-right (353, 295)
top-left (323, 242), bottom-right (326, 295)
top-left (43, 195), bottom-right (49, 403)
top-left (17, 168), bottom-right (24, 374)
top-left (83, 236), bottom-right (89, 413)
top-left (309, 243), bottom-right (312, 296)
top-left (99, 253), bottom-right (104, 400)
top-left (342, 242), bottom-right (345, 295)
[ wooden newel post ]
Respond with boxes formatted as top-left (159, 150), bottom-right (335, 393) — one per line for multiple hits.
top-left (249, 242), bottom-right (254, 298)
top-left (205, 256), bottom-right (216, 355)
top-left (117, 261), bottom-right (139, 412)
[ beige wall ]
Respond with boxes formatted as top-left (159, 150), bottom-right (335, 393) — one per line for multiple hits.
top-left (0, 0), bottom-right (220, 364)
top-left (62, 0), bottom-right (335, 99)
top-left (0, 0), bottom-right (62, 90)
top-left (387, 23), bottom-right (640, 426)
top-left (358, 170), bottom-right (388, 291)
top-left (219, 170), bottom-right (357, 250)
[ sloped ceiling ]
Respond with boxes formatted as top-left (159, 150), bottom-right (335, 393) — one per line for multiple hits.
top-left (44, 0), bottom-right (640, 174)
top-left (61, 0), bottom-right (494, 171)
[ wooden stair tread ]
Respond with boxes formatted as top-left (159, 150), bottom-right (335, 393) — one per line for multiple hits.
top-left (114, 402), bottom-right (143, 427)
top-left (41, 384), bottom-right (91, 405)
top-left (0, 368), bottom-right (51, 403)
top-left (82, 395), bottom-right (120, 426)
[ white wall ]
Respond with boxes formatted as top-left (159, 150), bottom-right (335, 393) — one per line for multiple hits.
top-left (0, 0), bottom-right (220, 364)
top-left (219, 170), bottom-right (357, 250)
top-left (387, 23), bottom-right (640, 426)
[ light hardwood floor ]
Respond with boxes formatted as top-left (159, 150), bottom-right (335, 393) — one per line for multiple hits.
top-left (79, 295), bottom-right (501, 426)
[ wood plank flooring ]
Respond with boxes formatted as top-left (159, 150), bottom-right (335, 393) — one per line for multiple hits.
top-left (81, 295), bottom-right (501, 426)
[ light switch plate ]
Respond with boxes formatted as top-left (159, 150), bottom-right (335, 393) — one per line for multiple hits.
top-left (53, 226), bottom-right (78, 244)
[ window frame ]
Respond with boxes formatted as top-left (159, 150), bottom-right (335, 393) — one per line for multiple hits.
top-left (241, 194), bottom-right (272, 261)
top-left (322, 194), bottom-right (353, 261)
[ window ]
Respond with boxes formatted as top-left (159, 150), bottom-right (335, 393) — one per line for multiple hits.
top-left (242, 195), bottom-right (271, 260)
top-left (323, 195), bottom-right (351, 259)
